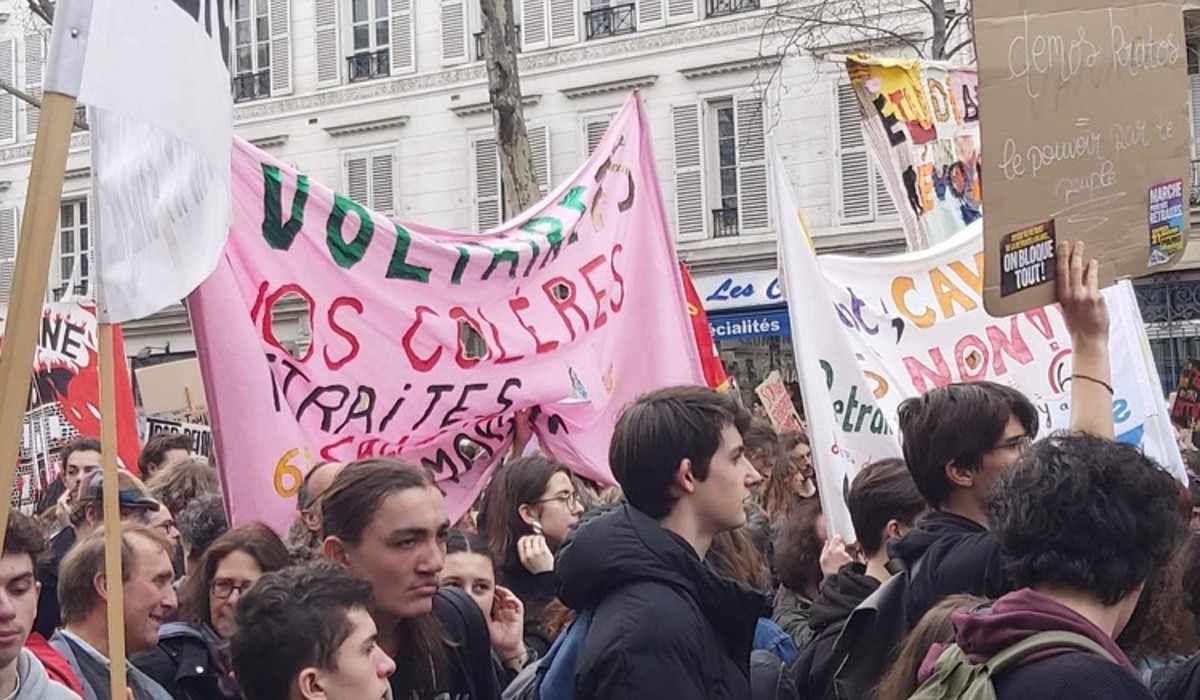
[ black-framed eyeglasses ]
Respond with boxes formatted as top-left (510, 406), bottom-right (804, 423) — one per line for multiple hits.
top-left (533, 492), bottom-right (582, 508)
top-left (987, 435), bottom-right (1032, 454)
top-left (211, 579), bottom-right (255, 599)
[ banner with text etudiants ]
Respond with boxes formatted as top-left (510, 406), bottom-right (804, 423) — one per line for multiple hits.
top-left (189, 94), bottom-right (705, 531)
top-left (773, 147), bottom-right (1183, 541)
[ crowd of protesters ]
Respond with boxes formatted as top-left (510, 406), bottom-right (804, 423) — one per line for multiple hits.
top-left (0, 242), bottom-right (1197, 700)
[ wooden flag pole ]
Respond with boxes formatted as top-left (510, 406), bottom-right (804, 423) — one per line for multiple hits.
top-left (0, 91), bottom-right (80, 557)
top-left (98, 323), bottom-right (128, 700)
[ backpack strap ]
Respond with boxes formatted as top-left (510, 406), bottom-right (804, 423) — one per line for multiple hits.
top-left (983, 631), bottom-right (1115, 676)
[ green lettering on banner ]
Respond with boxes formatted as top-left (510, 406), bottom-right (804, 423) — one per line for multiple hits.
top-left (451, 246), bottom-right (471, 286)
top-left (326, 194), bottom-right (375, 269)
top-left (387, 223), bottom-right (432, 283)
top-left (558, 186), bottom-right (588, 213)
top-left (523, 238), bottom-right (541, 277)
top-left (261, 164), bottom-right (310, 250)
top-left (483, 245), bottom-right (521, 281)
top-left (522, 217), bottom-right (564, 269)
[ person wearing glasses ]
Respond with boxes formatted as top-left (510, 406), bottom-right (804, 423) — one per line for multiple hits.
top-left (479, 455), bottom-right (584, 657)
top-left (133, 524), bottom-right (289, 700)
top-left (285, 461), bottom-right (347, 556)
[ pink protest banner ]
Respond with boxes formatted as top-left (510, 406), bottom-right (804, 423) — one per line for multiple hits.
top-left (188, 94), bottom-right (704, 530)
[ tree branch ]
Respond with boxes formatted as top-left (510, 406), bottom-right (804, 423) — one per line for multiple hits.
top-left (27, 0), bottom-right (53, 25)
top-left (945, 36), bottom-right (973, 59)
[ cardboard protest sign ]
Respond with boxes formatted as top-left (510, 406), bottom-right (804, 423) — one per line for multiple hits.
top-left (188, 93), bottom-right (706, 531)
top-left (974, 0), bottom-right (1190, 316)
top-left (846, 56), bottom-right (982, 250)
top-left (135, 358), bottom-right (207, 415)
top-left (772, 149), bottom-right (1183, 540)
top-left (1170, 359), bottom-right (1200, 430)
top-left (755, 371), bottom-right (805, 433)
top-left (1, 303), bottom-right (141, 508)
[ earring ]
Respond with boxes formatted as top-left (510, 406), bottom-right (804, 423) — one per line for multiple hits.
top-left (531, 520), bottom-right (544, 536)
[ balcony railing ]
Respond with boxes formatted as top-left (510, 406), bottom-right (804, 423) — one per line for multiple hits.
top-left (474, 25), bottom-right (523, 61)
top-left (712, 207), bottom-right (739, 238)
top-left (707, 0), bottom-right (760, 17)
top-left (232, 70), bottom-right (271, 103)
top-left (584, 4), bottom-right (635, 40)
top-left (347, 49), bottom-right (390, 83)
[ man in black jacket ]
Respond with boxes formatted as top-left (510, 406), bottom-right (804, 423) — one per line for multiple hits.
top-left (556, 385), bottom-right (766, 700)
top-left (892, 241), bottom-right (1114, 628)
top-left (791, 458), bottom-right (925, 700)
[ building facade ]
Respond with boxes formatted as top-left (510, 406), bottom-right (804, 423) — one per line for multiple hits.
top-left (0, 0), bottom-right (1196, 398)
top-left (0, 0), bottom-right (913, 398)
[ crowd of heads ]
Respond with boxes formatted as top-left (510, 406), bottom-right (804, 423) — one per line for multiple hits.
top-left (6, 362), bottom-right (1200, 700)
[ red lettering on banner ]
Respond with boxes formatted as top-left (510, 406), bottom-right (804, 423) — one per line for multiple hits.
top-left (579, 254), bottom-right (610, 329)
top-left (610, 244), bottom-right (626, 312)
top-left (542, 277), bottom-right (590, 341)
top-left (326, 297), bottom-right (364, 371)
top-left (260, 284), bottom-right (314, 362)
top-left (509, 294), bottom-right (559, 354)
top-left (478, 306), bottom-right (523, 365)
top-left (449, 307), bottom-right (486, 370)
top-left (402, 306), bottom-right (443, 372)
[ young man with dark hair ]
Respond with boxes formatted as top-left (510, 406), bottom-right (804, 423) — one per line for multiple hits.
top-left (914, 435), bottom-right (1185, 699)
top-left (231, 564), bottom-right (395, 700)
top-left (51, 523), bottom-right (177, 700)
top-left (0, 511), bottom-right (80, 699)
top-left (791, 458), bottom-right (927, 699)
top-left (892, 242), bottom-right (1114, 628)
top-left (555, 385), bottom-right (765, 699)
top-left (137, 433), bottom-right (192, 479)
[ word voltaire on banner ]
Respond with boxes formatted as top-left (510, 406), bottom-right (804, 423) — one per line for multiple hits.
top-left (189, 94), bottom-right (705, 530)
top-left (772, 146), bottom-right (1183, 541)
top-left (0, 303), bottom-right (141, 507)
top-left (846, 56), bottom-right (982, 251)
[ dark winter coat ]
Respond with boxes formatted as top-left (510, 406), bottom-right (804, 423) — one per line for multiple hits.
top-left (131, 623), bottom-right (232, 700)
top-left (889, 511), bottom-right (1009, 628)
top-left (788, 563), bottom-right (879, 700)
top-left (498, 562), bottom-right (556, 657)
top-left (556, 503), bottom-right (767, 700)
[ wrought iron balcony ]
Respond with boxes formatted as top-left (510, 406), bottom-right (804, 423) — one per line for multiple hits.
top-left (707, 0), bottom-right (760, 17)
top-left (584, 4), bottom-right (635, 40)
top-left (347, 49), bottom-right (390, 83)
top-left (712, 207), bottom-right (740, 238)
top-left (232, 70), bottom-right (271, 103)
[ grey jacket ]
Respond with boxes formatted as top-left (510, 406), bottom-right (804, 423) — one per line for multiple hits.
top-left (49, 630), bottom-right (174, 700)
top-left (11, 647), bottom-right (81, 700)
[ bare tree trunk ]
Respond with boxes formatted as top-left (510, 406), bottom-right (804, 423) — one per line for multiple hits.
top-left (481, 0), bottom-right (540, 216)
top-left (930, 0), bottom-right (948, 60)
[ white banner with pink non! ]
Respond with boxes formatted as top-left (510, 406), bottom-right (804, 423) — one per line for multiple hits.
top-left (188, 94), bottom-right (703, 530)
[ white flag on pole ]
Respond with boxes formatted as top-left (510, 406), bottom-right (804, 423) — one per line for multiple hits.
top-left (76, 0), bottom-right (232, 323)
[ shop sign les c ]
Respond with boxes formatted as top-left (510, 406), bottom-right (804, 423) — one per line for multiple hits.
top-left (698, 270), bottom-right (783, 311)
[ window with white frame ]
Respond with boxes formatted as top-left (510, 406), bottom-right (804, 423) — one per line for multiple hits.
top-left (343, 147), bottom-right (397, 215)
top-left (671, 94), bottom-right (769, 240)
top-left (232, 0), bottom-right (271, 101)
top-left (56, 198), bottom-right (91, 300)
top-left (835, 83), bottom-right (896, 224)
top-left (0, 207), bottom-right (16, 305)
top-left (471, 125), bottom-right (552, 231)
top-left (581, 111), bottom-right (614, 158)
top-left (348, 0), bottom-right (392, 81)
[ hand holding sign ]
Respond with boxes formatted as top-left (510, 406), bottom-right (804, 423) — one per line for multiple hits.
top-left (1056, 240), bottom-right (1114, 439)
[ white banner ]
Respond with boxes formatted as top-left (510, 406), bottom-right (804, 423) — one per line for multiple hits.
top-left (772, 147), bottom-right (1184, 540)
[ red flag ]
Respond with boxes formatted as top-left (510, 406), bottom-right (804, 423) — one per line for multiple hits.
top-left (679, 262), bottom-right (729, 390)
